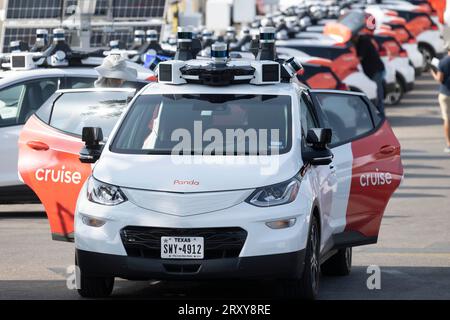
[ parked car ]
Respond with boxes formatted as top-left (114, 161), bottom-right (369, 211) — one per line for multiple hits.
top-left (17, 88), bottom-right (135, 238)
top-left (276, 38), bottom-right (379, 102)
top-left (0, 66), bottom-right (149, 203)
top-left (18, 49), bottom-right (403, 298)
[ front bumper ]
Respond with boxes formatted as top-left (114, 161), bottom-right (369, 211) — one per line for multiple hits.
top-left (75, 186), bottom-right (312, 258)
top-left (76, 248), bottom-right (306, 280)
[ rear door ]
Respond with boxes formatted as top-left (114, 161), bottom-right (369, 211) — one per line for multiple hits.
top-left (310, 90), bottom-right (403, 247)
top-left (18, 89), bottom-right (134, 241)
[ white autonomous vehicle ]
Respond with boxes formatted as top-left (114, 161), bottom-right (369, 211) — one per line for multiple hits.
top-left (36, 33), bottom-right (403, 299)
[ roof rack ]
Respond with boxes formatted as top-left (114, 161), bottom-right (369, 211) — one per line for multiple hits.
top-left (157, 27), bottom-right (303, 87)
top-left (3, 28), bottom-right (104, 71)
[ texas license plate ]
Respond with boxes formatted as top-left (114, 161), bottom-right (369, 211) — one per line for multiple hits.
top-left (161, 237), bottom-right (204, 259)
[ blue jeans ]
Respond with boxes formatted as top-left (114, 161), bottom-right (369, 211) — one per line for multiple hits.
top-left (371, 71), bottom-right (385, 115)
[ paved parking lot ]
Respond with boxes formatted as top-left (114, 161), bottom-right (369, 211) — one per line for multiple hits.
top-left (0, 74), bottom-right (449, 299)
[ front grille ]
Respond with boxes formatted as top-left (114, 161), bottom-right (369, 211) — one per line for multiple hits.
top-left (121, 226), bottom-right (247, 259)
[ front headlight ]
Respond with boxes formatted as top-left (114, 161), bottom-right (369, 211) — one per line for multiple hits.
top-left (87, 176), bottom-right (127, 206)
top-left (246, 178), bottom-right (300, 207)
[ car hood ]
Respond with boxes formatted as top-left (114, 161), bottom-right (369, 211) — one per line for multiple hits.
top-left (93, 152), bottom-right (300, 193)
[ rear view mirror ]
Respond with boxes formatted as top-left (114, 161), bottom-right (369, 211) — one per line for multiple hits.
top-left (303, 128), bottom-right (333, 166)
top-left (79, 127), bottom-right (104, 163)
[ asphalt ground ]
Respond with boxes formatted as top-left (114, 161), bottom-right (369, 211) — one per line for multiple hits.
top-left (0, 74), bottom-right (449, 299)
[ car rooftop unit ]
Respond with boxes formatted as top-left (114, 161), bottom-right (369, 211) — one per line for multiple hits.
top-left (157, 27), bottom-right (302, 86)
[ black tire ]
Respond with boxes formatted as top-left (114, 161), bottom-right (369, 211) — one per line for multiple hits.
top-left (77, 273), bottom-right (114, 298)
top-left (384, 78), bottom-right (404, 105)
top-left (321, 247), bottom-right (352, 276)
top-left (283, 215), bottom-right (320, 300)
top-left (76, 256), bottom-right (114, 298)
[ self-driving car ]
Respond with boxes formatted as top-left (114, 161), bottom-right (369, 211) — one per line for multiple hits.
top-left (265, 46), bottom-right (349, 90)
top-left (0, 55), bottom-right (152, 203)
top-left (19, 32), bottom-right (403, 299)
top-left (365, 4), bottom-right (446, 67)
top-left (18, 88), bottom-right (136, 240)
top-left (0, 67), bottom-right (100, 202)
top-left (276, 38), bottom-right (378, 102)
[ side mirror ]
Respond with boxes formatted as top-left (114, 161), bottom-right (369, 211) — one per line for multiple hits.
top-left (306, 128), bottom-right (332, 150)
top-left (303, 128), bottom-right (333, 166)
top-left (79, 127), bottom-right (104, 164)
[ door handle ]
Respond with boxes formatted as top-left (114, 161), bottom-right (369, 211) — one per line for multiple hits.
top-left (329, 164), bottom-right (336, 173)
top-left (379, 145), bottom-right (396, 155)
top-left (26, 141), bottom-right (49, 151)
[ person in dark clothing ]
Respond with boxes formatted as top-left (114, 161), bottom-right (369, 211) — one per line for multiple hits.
top-left (431, 44), bottom-right (450, 153)
top-left (352, 34), bottom-right (386, 115)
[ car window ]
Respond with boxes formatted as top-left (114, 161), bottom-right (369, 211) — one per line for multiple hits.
top-left (299, 95), bottom-right (318, 136)
top-left (0, 77), bottom-right (58, 127)
top-left (49, 91), bottom-right (130, 138)
top-left (367, 98), bottom-right (382, 126)
top-left (35, 92), bottom-right (61, 124)
top-left (111, 94), bottom-right (292, 155)
top-left (0, 84), bottom-right (25, 127)
top-left (313, 93), bottom-right (374, 145)
top-left (63, 77), bottom-right (96, 89)
top-left (19, 78), bottom-right (59, 124)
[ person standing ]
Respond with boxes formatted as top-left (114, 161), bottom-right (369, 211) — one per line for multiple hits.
top-left (352, 33), bottom-right (386, 115)
top-left (431, 45), bottom-right (450, 153)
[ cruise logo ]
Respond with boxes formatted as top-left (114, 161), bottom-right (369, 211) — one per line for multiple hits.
top-left (360, 169), bottom-right (392, 187)
top-left (35, 166), bottom-right (82, 184)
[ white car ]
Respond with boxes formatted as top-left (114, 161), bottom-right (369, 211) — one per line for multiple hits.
top-left (0, 66), bottom-right (150, 203)
top-left (53, 55), bottom-right (400, 298)
top-left (276, 39), bottom-right (378, 102)
top-left (279, 34), bottom-right (398, 101)
top-left (372, 33), bottom-right (415, 104)
top-left (366, 4), bottom-right (446, 67)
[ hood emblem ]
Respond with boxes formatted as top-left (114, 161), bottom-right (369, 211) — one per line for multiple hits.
top-left (174, 179), bottom-right (199, 186)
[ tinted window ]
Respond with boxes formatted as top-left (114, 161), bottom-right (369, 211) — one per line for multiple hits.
top-left (35, 93), bottom-right (61, 124)
top-left (367, 98), bottom-right (382, 126)
top-left (0, 84), bottom-right (25, 127)
top-left (314, 93), bottom-right (374, 144)
top-left (111, 94), bottom-right (292, 155)
top-left (0, 78), bottom-right (58, 127)
top-left (300, 95), bottom-right (317, 136)
top-left (22, 79), bottom-right (59, 121)
top-left (63, 77), bottom-right (96, 89)
top-left (49, 91), bottom-right (129, 138)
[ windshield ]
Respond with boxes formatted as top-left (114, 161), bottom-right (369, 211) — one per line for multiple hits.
top-left (111, 94), bottom-right (292, 155)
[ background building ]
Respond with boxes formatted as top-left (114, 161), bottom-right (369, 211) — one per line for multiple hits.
top-left (0, 0), bottom-right (168, 52)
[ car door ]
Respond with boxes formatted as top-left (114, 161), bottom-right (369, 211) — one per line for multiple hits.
top-left (299, 92), bottom-right (337, 252)
top-left (309, 90), bottom-right (403, 247)
top-left (0, 77), bottom-right (59, 188)
top-left (18, 89), bottom-right (134, 241)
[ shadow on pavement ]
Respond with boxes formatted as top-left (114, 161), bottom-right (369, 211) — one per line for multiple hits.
top-left (402, 154), bottom-right (450, 160)
top-left (0, 212), bottom-right (46, 219)
top-left (392, 193), bottom-right (445, 198)
top-left (405, 173), bottom-right (450, 179)
top-left (403, 164), bottom-right (442, 170)
top-left (399, 186), bottom-right (450, 190)
top-left (387, 115), bottom-right (443, 127)
top-left (1, 266), bottom-right (449, 300)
